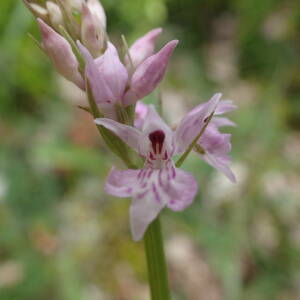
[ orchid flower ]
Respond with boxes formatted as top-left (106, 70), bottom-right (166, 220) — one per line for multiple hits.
top-left (77, 38), bottom-right (178, 119)
top-left (95, 94), bottom-right (225, 241)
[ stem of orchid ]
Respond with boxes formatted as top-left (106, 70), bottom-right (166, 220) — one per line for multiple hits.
top-left (175, 111), bottom-right (214, 168)
top-left (144, 216), bottom-right (171, 300)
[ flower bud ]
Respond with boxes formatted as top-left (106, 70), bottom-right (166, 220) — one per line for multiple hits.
top-left (78, 41), bottom-right (128, 119)
top-left (123, 40), bottom-right (178, 106)
top-left (37, 19), bottom-right (84, 89)
top-left (81, 3), bottom-right (106, 57)
top-left (86, 0), bottom-right (106, 29)
top-left (126, 28), bottom-right (162, 69)
top-left (24, 0), bottom-right (48, 21)
top-left (46, 1), bottom-right (64, 31)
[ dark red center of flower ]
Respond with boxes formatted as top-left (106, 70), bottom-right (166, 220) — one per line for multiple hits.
top-left (149, 130), bottom-right (165, 154)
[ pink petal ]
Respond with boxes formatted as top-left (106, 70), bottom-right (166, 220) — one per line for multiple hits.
top-left (81, 3), bottom-right (106, 57)
top-left (134, 101), bottom-right (149, 129)
top-left (215, 100), bottom-right (237, 115)
top-left (78, 42), bottom-right (128, 118)
top-left (130, 188), bottom-right (165, 241)
top-left (78, 41), bottom-right (116, 118)
top-left (104, 166), bottom-right (166, 241)
top-left (37, 19), bottom-right (84, 88)
top-left (212, 117), bottom-right (236, 128)
top-left (95, 118), bottom-right (142, 153)
top-left (86, 0), bottom-right (106, 29)
top-left (105, 160), bottom-right (199, 241)
top-left (126, 28), bottom-right (162, 68)
top-left (105, 167), bottom-right (140, 197)
top-left (198, 125), bottom-right (236, 182)
top-left (166, 168), bottom-right (198, 211)
top-left (123, 40), bottom-right (178, 107)
top-left (174, 93), bottom-right (221, 154)
top-left (95, 42), bottom-right (128, 101)
top-left (202, 152), bottom-right (236, 182)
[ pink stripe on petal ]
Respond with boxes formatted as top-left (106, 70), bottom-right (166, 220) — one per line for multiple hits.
top-left (166, 167), bottom-right (198, 211)
top-left (105, 167), bottom-right (140, 197)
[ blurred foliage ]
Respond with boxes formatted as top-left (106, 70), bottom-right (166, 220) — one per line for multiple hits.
top-left (0, 0), bottom-right (300, 299)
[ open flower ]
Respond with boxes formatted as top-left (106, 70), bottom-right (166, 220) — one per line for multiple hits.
top-left (133, 95), bottom-right (237, 182)
top-left (78, 37), bottom-right (178, 119)
top-left (95, 107), bottom-right (201, 240)
top-left (95, 94), bottom-right (225, 240)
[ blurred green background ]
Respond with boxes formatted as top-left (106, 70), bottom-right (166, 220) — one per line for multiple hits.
top-left (1, 0), bottom-right (300, 299)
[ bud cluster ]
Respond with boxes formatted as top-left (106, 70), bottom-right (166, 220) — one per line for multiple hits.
top-left (25, 0), bottom-right (179, 122)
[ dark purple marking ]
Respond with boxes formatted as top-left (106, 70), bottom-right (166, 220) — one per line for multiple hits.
top-left (149, 130), bottom-right (165, 154)
top-left (137, 189), bottom-right (148, 200)
top-left (137, 169), bottom-right (143, 179)
top-left (158, 169), bottom-right (164, 187)
top-left (141, 182), bottom-right (147, 189)
top-left (152, 183), bottom-right (162, 204)
top-left (147, 169), bottom-right (153, 178)
top-left (163, 151), bottom-right (168, 160)
top-left (171, 166), bottom-right (176, 179)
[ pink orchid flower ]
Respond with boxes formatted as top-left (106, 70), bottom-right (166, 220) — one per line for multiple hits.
top-left (95, 93), bottom-right (223, 241)
top-left (77, 37), bottom-right (178, 119)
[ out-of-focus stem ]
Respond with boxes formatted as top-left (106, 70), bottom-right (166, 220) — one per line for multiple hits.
top-left (144, 216), bottom-right (171, 300)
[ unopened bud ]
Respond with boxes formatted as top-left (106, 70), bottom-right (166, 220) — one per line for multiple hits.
top-left (86, 0), bottom-right (106, 29)
top-left (123, 40), bottom-right (178, 106)
top-left (37, 18), bottom-right (84, 89)
top-left (56, 0), bottom-right (81, 39)
top-left (46, 1), bottom-right (64, 31)
top-left (126, 28), bottom-right (162, 69)
top-left (24, 0), bottom-right (49, 21)
top-left (81, 3), bottom-right (106, 57)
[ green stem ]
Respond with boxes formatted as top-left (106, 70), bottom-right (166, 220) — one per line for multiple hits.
top-left (144, 216), bottom-right (171, 300)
